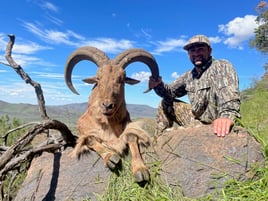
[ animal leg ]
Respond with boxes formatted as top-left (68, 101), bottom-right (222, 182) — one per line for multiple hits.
top-left (75, 135), bottom-right (121, 170)
top-left (127, 134), bottom-right (150, 183)
top-left (92, 140), bottom-right (122, 170)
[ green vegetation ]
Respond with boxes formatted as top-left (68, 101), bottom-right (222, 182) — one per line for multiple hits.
top-left (218, 3), bottom-right (268, 198)
top-left (2, 66), bottom-right (267, 199)
top-left (0, 115), bottom-right (24, 145)
top-left (1, 78), bottom-right (268, 201)
top-left (95, 159), bottom-right (187, 201)
top-left (82, 77), bottom-right (268, 201)
top-left (240, 77), bottom-right (268, 145)
top-left (215, 77), bottom-right (268, 201)
top-left (250, 1), bottom-right (268, 55)
top-left (0, 116), bottom-right (28, 200)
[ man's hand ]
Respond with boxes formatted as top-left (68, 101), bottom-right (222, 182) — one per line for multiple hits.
top-left (213, 118), bottom-right (234, 137)
top-left (149, 76), bottom-right (162, 89)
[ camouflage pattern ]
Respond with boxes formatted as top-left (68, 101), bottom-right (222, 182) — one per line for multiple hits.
top-left (154, 57), bottom-right (241, 134)
top-left (183, 35), bottom-right (211, 50)
top-left (155, 99), bottom-right (202, 134)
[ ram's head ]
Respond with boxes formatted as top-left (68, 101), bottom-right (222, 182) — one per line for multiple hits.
top-left (64, 47), bottom-right (159, 117)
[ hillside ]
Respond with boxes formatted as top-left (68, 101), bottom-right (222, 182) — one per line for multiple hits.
top-left (0, 101), bottom-right (157, 127)
top-left (240, 71), bottom-right (268, 142)
top-left (1, 72), bottom-right (268, 201)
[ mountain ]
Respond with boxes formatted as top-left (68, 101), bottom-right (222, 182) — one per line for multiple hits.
top-left (0, 101), bottom-right (157, 127)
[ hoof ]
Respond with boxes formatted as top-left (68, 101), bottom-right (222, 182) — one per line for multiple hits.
top-left (106, 154), bottom-right (121, 170)
top-left (133, 169), bottom-right (150, 183)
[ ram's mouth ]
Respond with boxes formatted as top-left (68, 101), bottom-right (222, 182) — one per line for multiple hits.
top-left (103, 111), bottom-right (114, 116)
top-left (101, 106), bottom-right (116, 117)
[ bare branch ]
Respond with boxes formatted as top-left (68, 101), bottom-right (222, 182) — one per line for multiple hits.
top-left (4, 34), bottom-right (49, 120)
top-left (0, 34), bottom-right (78, 199)
top-left (0, 144), bottom-right (62, 179)
top-left (1, 122), bottom-right (40, 145)
top-left (0, 119), bottom-right (77, 171)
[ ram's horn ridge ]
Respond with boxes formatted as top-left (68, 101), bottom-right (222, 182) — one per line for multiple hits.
top-left (64, 46), bottom-right (110, 95)
top-left (113, 48), bottom-right (159, 80)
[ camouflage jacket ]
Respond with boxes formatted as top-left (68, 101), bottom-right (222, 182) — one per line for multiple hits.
top-left (154, 57), bottom-right (241, 123)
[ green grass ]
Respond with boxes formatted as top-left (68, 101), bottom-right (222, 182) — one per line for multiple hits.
top-left (0, 116), bottom-right (28, 200)
top-left (86, 77), bottom-right (268, 201)
top-left (1, 77), bottom-right (268, 201)
top-left (208, 77), bottom-right (268, 201)
top-left (240, 78), bottom-right (268, 145)
top-left (93, 158), bottom-right (188, 201)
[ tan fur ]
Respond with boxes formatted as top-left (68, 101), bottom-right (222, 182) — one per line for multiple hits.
top-left (73, 65), bottom-right (150, 182)
top-left (65, 47), bottom-right (159, 183)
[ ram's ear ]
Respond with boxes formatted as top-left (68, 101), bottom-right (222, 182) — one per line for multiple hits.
top-left (125, 77), bottom-right (140, 85)
top-left (82, 76), bottom-right (98, 84)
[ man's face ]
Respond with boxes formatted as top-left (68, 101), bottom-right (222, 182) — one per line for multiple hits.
top-left (187, 44), bottom-right (212, 67)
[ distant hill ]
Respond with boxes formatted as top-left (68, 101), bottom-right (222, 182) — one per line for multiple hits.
top-left (0, 101), bottom-right (157, 127)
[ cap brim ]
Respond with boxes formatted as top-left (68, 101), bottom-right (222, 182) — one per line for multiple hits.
top-left (183, 42), bottom-right (209, 51)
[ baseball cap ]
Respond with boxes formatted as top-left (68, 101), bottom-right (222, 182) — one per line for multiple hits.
top-left (183, 35), bottom-right (211, 50)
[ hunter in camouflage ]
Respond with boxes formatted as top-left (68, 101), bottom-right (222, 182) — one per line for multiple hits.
top-left (149, 35), bottom-right (241, 137)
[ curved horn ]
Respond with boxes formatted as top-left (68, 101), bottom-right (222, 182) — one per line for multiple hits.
top-left (113, 48), bottom-right (159, 92)
top-left (113, 48), bottom-right (159, 80)
top-left (64, 46), bottom-right (110, 95)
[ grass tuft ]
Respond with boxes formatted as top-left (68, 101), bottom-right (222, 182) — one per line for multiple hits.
top-left (94, 158), bottom-right (188, 201)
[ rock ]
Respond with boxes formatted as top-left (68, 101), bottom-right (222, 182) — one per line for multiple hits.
top-left (15, 125), bottom-right (264, 200)
top-left (14, 148), bottom-right (111, 201)
top-left (154, 124), bottom-right (264, 198)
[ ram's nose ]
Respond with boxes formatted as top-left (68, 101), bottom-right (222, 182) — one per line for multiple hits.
top-left (102, 102), bottom-right (115, 115)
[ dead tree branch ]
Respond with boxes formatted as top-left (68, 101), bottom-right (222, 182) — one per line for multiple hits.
top-left (0, 34), bottom-right (78, 200)
top-left (0, 119), bottom-right (77, 171)
top-left (4, 34), bottom-right (49, 120)
top-left (1, 122), bottom-right (39, 145)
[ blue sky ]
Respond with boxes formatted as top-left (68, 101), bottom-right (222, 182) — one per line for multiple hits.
top-left (0, 0), bottom-right (266, 108)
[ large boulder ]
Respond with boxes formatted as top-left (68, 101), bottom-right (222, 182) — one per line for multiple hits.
top-left (15, 125), bottom-right (264, 200)
top-left (14, 149), bottom-right (111, 201)
top-left (154, 125), bottom-right (264, 198)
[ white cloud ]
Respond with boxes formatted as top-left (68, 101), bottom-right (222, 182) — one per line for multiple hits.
top-left (141, 29), bottom-right (152, 40)
top-left (14, 42), bottom-right (51, 54)
top-left (0, 34), bottom-right (54, 67)
top-left (153, 38), bottom-right (186, 54)
top-left (0, 53), bottom-right (55, 68)
top-left (0, 77), bottom-right (85, 105)
top-left (0, 82), bottom-right (35, 101)
top-left (0, 33), bottom-right (51, 54)
top-left (22, 22), bottom-right (80, 46)
top-left (45, 14), bottom-right (63, 26)
top-left (22, 22), bottom-right (135, 53)
top-left (46, 30), bottom-right (79, 45)
top-left (81, 38), bottom-right (135, 53)
top-left (208, 36), bottom-right (222, 45)
top-left (40, 1), bottom-right (58, 13)
top-left (171, 72), bottom-right (180, 79)
top-left (218, 15), bottom-right (258, 49)
top-left (31, 72), bottom-right (64, 79)
top-left (131, 71), bottom-right (151, 82)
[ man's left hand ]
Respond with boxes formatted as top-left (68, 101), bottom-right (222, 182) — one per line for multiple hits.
top-left (213, 118), bottom-right (234, 137)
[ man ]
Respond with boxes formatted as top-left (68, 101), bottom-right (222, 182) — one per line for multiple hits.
top-left (149, 34), bottom-right (241, 137)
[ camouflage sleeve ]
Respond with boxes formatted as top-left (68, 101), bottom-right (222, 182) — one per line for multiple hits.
top-left (153, 72), bottom-right (188, 99)
top-left (212, 60), bottom-right (241, 120)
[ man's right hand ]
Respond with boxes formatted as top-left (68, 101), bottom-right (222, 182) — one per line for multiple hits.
top-left (213, 117), bottom-right (234, 137)
top-left (149, 76), bottom-right (162, 89)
